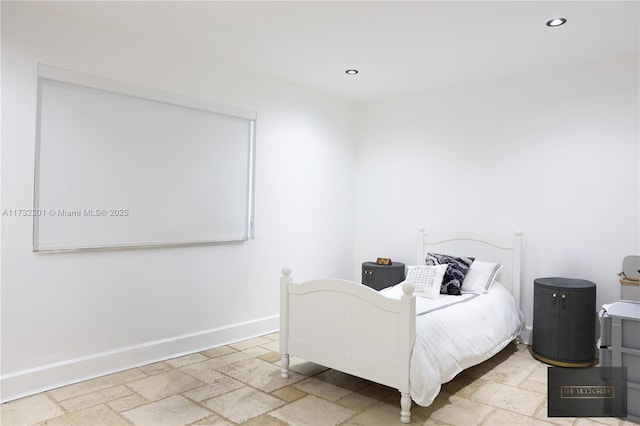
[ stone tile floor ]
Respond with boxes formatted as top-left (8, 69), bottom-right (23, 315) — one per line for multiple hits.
top-left (1, 333), bottom-right (637, 425)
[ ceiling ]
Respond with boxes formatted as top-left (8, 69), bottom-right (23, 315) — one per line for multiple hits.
top-left (40, 1), bottom-right (639, 102)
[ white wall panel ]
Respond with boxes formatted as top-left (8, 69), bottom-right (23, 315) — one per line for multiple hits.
top-left (354, 58), bottom-right (639, 332)
top-left (0, 2), bottom-right (356, 401)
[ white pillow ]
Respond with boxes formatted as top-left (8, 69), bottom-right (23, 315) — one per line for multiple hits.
top-left (406, 264), bottom-right (448, 299)
top-left (461, 261), bottom-right (503, 294)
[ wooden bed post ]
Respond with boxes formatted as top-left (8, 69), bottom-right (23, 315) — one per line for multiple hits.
top-left (280, 267), bottom-right (291, 379)
top-left (399, 280), bottom-right (416, 423)
top-left (417, 226), bottom-right (426, 265)
top-left (512, 230), bottom-right (523, 344)
top-left (512, 230), bottom-right (523, 311)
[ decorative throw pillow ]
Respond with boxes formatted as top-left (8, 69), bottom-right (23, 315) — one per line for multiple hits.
top-left (461, 261), bottom-right (503, 294)
top-left (424, 253), bottom-right (475, 295)
top-left (405, 264), bottom-right (448, 299)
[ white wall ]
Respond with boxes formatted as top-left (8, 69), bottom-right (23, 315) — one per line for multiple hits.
top-left (2, 1), bottom-right (638, 404)
top-left (1, 3), bottom-right (356, 401)
top-left (354, 57), bottom-right (639, 335)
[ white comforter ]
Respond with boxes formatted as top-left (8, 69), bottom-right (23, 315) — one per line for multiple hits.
top-left (381, 283), bottom-right (523, 406)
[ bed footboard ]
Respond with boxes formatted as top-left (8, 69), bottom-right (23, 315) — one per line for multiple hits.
top-left (280, 267), bottom-right (416, 423)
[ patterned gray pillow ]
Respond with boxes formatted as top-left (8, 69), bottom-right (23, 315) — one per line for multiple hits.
top-left (425, 253), bottom-right (475, 295)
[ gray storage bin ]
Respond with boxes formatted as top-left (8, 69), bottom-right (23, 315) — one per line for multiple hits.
top-left (598, 301), bottom-right (640, 420)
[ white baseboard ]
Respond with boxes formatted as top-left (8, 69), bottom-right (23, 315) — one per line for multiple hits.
top-left (1, 315), bottom-right (278, 403)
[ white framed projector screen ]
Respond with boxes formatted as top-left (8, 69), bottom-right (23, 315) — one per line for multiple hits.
top-left (33, 64), bottom-right (256, 252)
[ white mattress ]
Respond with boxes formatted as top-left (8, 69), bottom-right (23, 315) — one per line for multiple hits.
top-left (381, 282), bottom-right (524, 406)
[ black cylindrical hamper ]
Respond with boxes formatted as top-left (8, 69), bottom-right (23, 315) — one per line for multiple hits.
top-left (533, 277), bottom-right (596, 367)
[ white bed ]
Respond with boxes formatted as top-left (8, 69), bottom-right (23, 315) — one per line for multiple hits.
top-left (279, 227), bottom-right (523, 423)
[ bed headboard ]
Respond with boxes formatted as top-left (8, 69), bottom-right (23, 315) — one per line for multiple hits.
top-left (417, 226), bottom-right (522, 309)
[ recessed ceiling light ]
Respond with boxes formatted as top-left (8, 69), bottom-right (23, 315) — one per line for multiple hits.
top-left (345, 69), bottom-right (359, 75)
top-left (546, 18), bottom-right (567, 27)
